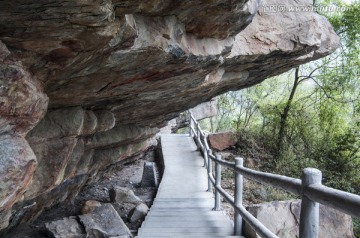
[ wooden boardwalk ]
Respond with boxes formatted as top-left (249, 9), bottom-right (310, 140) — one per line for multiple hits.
top-left (136, 134), bottom-right (243, 238)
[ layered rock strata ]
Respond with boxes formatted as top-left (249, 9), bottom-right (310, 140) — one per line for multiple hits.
top-left (0, 0), bottom-right (339, 232)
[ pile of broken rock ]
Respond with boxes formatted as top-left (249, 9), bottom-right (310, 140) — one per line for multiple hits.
top-left (45, 187), bottom-right (149, 238)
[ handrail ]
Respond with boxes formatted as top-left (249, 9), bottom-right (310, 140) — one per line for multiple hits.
top-left (188, 111), bottom-right (360, 238)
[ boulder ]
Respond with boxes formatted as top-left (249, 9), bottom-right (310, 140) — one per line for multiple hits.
top-left (78, 204), bottom-right (132, 238)
top-left (244, 200), bottom-right (355, 238)
top-left (27, 107), bottom-right (85, 139)
top-left (129, 203), bottom-right (149, 223)
top-left (109, 187), bottom-right (142, 204)
top-left (94, 110), bottom-right (116, 133)
top-left (0, 54), bottom-right (48, 229)
top-left (82, 110), bottom-right (98, 136)
top-left (208, 132), bottom-right (237, 151)
top-left (0, 135), bottom-right (37, 229)
top-left (0, 59), bottom-right (48, 136)
top-left (25, 137), bottom-right (78, 199)
top-left (45, 217), bottom-right (85, 238)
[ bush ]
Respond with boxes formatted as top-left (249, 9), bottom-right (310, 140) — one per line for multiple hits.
top-left (315, 128), bottom-right (360, 193)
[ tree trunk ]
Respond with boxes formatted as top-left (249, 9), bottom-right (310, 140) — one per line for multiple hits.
top-left (276, 67), bottom-right (300, 155)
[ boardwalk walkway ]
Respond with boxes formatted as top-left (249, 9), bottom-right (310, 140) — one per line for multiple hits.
top-left (136, 134), bottom-right (243, 238)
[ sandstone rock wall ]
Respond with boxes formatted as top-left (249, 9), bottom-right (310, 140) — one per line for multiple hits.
top-left (0, 0), bottom-right (339, 232)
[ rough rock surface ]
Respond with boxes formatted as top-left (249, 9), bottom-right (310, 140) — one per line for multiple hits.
top-left (44, 204), bottom-right (133, 238)
top-left (244, 200), bottom-right (355, 238)
top-left (129, 203), bottom-right (149, 223)
top-left (45, 217), bottom-right (85, 238)
top-left (0, 0), bottom-right (339, 232)
top-left (0, 41), bottom-right (48, 230)
top-left (208, 132), bottom-right (237, 151)
top-left (79, 204), bottom-right (132, 238)
top-left (0, 51), bottom-right (48, 136)
top-left (109, 187), bottom-right (142, 204)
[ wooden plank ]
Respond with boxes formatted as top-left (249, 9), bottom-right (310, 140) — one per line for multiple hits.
top-left (137, 134), bottom-right (234, 237)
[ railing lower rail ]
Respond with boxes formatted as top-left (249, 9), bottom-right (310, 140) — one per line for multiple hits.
top-left (188, 112), bottom-right (360, 238)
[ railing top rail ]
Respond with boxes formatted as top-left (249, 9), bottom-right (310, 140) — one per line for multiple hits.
top-left (210, 154), bottom-right (235, 169)
top-left (305, 184), bottom-right (360, 218)
top-left (208, 150), bottom-right (302, 195)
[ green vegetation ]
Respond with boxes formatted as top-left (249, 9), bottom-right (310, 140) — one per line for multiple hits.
top-left (202, 1), bottom-right (360, 235)
top-left (203, 0), bottom-right (360, 193)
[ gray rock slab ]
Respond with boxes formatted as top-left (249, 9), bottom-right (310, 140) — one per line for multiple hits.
top-left (109, 186), bottom-right (142, 204)
top-left (244, 199), bottom-right (355, 238)
top-left (45, 217), bottom-right (85, 238)
top-left (129, 203), bottom-right (149, 223)
top-left (78, 203), bottom-right (132, 238)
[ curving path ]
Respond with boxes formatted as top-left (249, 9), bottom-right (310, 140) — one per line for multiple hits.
top-left (136, 134), bottom-right (244, 238)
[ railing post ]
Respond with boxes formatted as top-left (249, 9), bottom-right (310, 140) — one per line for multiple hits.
top-left (299, 168), bottom-right (322, 238)
top-left (202, 136), bottom-right (207, 167)
top-left (214, 155), bottom-right (222, 211)
top-left (234, 157), bottom-right (244, 236)
top-left (207, 149), bottom-right (213, 192)
top-left (189, 115), bottom-right (193, 137)
top-left (196, 123), bottom-right (199, 138)
top-left (196, 123), bottom-right (200, 150)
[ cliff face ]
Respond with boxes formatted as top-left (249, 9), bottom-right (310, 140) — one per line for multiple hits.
top-left (0, 0), bottom-right (338, 231)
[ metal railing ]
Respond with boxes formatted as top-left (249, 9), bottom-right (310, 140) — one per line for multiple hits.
top-left (188, 112), bottom-right (360, 238)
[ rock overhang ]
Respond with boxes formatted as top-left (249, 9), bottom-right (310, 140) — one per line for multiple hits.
top-left (0, 0), bottom-right (339, 232)
top-left (0, 1), bottom-right (339, 124)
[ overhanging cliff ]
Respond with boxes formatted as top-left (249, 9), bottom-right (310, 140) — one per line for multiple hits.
top-left (0, 0), bottom-right (339, 232)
